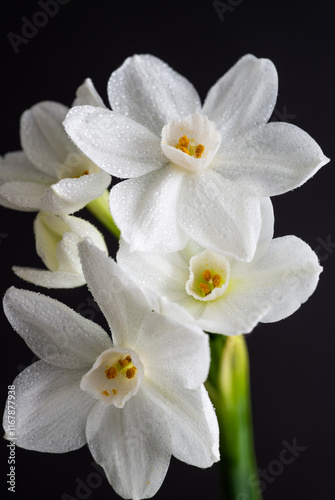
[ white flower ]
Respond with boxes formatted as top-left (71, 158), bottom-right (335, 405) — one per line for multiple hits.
top-left (63, 54), bottom-right (328, 260)
top-left (2, 240), bottom-right (219, 500)
top-left (13, 212), bottom-right (108, 288)
top-left (117, 199), bottom-right (323, 335)
top-left (0, 79), bottom-right (111, 215)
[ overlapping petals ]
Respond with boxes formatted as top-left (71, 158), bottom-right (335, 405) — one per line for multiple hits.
top-left (64, 53), bottom-right (329, 260)
top-left (3, 240), bottom-right (219, 500)
top-left (0, 80), bottom-right (111, 215)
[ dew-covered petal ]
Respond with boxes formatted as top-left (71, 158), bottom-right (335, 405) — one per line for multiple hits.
top-left (3, 287), bottom-right (112, 368)
top-left (178, 170), bottom-right (261, 262)
top-left (0, 151), bottom-right (54, 184)
top-left (0, 181), bottom-right (47, 211)
top-left (86, 390), bottom-right (171, 500)
top-left (218, 122), bottom-right (329, 196)
top-left (110, 166), bottom-right (189, 253)
top-left (72, 78), bottom-right (106, 107)
top-left (231, 235), bottom-right (323, 323)
top-left (202, 54), bottom-right (278, 142)
top-left (107, 53), bottom-right (201, 135)
top-left (39, 172), bottom-right (111, 215)
top-left (20, 101), bottom-right (72, 176)
top-left (12, 267), bottom-right (86, 288)
top-left (64, 106), bottom-right (166, 178)
top-left (3, 361), bottom-right (94, 453)
top-left (143, 382), bottom-right (219, 468)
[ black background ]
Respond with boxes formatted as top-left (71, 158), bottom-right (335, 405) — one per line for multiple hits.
top-left (1, 1), bottom-right (334, 499)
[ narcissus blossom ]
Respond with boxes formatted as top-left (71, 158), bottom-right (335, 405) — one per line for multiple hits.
top-left (0, 79), bottom-right (111, 215)
top-left (64, 54), bottom-right (328, 260)
top-left (13, 212), bottom-right (108, 288)
top-left (117, 199), bottom-right (322, 335)
top-left (3, 240), bottom-right (219, 500)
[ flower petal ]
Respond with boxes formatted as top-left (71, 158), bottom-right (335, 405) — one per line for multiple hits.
top-left (110, 167), bottom-right (189, 253)
top-left (0, 181), bottom-right (47, 211)
top-left (217, 122), bottom-right (329, 196)
top-left (63, 106), bottom-right (166, 178)
top-left (0, 151), bottom-right (54, 184)
top-left (202, 54), bottom-right (278, 142)
top-left (3, 287), bottom-right (112, 368)
top-left (72, 78), bottom-right (106, 107)
top-left (3, 361), bottom-right (94, 453)
top-left (178, 170), bottom-right (261, 261)
top-left (232, 235), bottom-right (323, 323)
top-left (39, 172), bottom-right (111, 215)
top-left (86, 390), bottom-right (171, 500)
top-left (12, 267), bottom-right (86, 288)
top-left (143, 382), bottom-right (219, 468)
top-left (20, 101), bottom-right (72, 176)
top-left (107, 54), bottom-right (201, 135)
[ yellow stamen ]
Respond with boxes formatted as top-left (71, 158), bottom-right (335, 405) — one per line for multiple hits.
top-left (199, 282), bottom-right (211, 295)
top-left (178, 135), bottom-right (190, 149)
top-left (102, 390), bottom-right (109, 396)
top-left (112, 389), bottom-right (118, 395)
top-left (105, 366), bottom-right (117, 379)
top-left (73, 170), bottom-right (89, 179)
top-left (119, 355), bottom-right (132, 368)
top-left (126, 366), bottom-right (137, 379)
top-left (212, 274), bottom-right (222, 288)
top-left (202, 269), bottom-right (212, 281)
top-left (195, 144), bottom-right (205, 158)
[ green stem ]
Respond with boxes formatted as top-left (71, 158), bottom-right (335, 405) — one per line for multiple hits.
top-left (206, 334), bottom-right (262, 500)
top-left (86, 190), bottom-right (120, 239)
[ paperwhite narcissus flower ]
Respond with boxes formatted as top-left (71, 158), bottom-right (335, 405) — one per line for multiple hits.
top-left (0, 79), bottom-right (111, 215)
top-left (3, 240), bottom-right (219, 500)
top-left (117, 199), bottom-right (322, 335)
top-left (12, 212), bottom-right (108, 288)
top-left (63, 54), bottom-right (329, 260)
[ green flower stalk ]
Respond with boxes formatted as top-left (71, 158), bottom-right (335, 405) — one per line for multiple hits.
top-left (206, 334), bottom-right (262, 500)
top-left (86, 190), bottom-right (120, 239)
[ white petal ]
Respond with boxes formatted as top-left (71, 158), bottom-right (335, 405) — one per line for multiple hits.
top-left (117, 238), bottom-right (189, 302)
top-left (20, 101), bottom-right (72, 176)
top-left (86, 390), bottom-right (171, 500)
top-left (0, 151), bottom-right (54, 183)
top-left (218, 122), bottom-right (329, 196)
top-left (39, 172), bottom-right (111, 215)
top-left (249, 197), bottom-right (274, 263)
top-left (202, 54), bottom-right (278, 142)
top-left (79, 241), bottom-right (154, 346)
top-left (107, 54), bottom-right (201, 135)
top-left (178, 170), bottom-right (262, 261)
top-left (3, 287), bottom-right (112, 368)
top-left (232, 235), bottom-right (323, 323)
top-left (63, 214), bottom-right (108, 253)
top-left (3, 361), bottom-right (94, 453)
top-left (34, 212), bottom-right (69, 271)
top-left (110, 167), bottom-right (189, 253)
top-left (143, 382), bottom-right (219, 468)
top-left (12, 267), bottom-right (86, 288)
top-left (64, 106), bottom-right (166, 177)
top-left (72, 78), bottom-right (106, 107)
top-left (0, 181), bottom-right (47, 211)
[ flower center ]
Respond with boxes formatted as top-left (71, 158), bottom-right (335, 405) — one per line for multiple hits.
top-left (161, 113), bottom-right (221, 172)
top-left (80, 347), bottom-right (144, 408)
top-left (56, 151), bottom-right (99, 181)
top-left (186, 249), bottom-right (230, 302)
top-left (175, 135), bottom-right (205, 158)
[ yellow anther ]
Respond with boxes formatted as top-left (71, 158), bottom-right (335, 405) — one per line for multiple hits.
top-left (102, 390), bottom-right (110, 396)
top-left (105, 366), bottom-right (117, 379)
top-left (195, 144), bottom-right (205, 158)
top-left (126, 366), bottom-right (137, 379)
top-left (199, 282), bottom-right (211, 295)
top-left (73, 170), bottom-right (89, 179)
top-left (112, 389), bottom-right (118, 395)
top-left (178, 135), bottom-right (190, 149)
top-left (119, 355), bottom-right (132, 368)
top-left (179, 146), bottom-right (190, 155)
top-left (202, 269), bottom-right (212, 281)
top-left (212, 274), bottom-right (222, 288)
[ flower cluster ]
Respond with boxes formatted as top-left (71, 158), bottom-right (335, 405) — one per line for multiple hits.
top-left (1, 54), bottom-right (328, 499)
